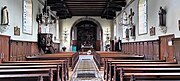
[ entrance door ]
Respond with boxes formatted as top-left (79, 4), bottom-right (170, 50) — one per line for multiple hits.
top-left (159, 34), bottom-right (174, 61)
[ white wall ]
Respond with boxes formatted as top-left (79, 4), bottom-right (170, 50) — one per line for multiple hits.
top-left (0, 0), bottom-right (39, 41)
top-left (116, 0), bottom-right (180, 42)
top-left (0, 0), bottom-right (58, 43)
top-left (60, 16), bottom-right (113, 51)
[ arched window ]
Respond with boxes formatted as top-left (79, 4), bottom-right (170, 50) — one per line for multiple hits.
top-left (138, 0), bottom-right (147, 35)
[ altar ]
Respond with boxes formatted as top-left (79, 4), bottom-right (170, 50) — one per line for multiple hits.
top-left (80, 42), bottom-right (94, 52)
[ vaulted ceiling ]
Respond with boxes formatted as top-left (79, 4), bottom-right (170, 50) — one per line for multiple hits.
top-left (47, 0), bottom-right (127, 19)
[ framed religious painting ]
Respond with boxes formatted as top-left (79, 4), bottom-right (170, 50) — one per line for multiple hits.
top-left (22, 0), bottom-right (33, 34)
top-left (138, 0), bottom-right (148, 35)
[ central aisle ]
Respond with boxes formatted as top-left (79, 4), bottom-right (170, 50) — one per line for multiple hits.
top-left (70, 55), bottom-right (103, 81)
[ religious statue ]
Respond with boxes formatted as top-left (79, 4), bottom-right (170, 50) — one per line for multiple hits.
top-left (115, 37), bottom-right (122, 51)
top-left (1, 6), bottom-right (9, 25)
top-left (128, 8), bottom-right (134, 25)
top-left (158, 6), bottom-right (166, 26)
top-left (130, 25), bottom-right (135, 37)
top-left (125, 28), bottom-right (129, 40)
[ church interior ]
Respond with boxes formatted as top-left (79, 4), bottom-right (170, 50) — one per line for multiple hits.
top-left (1, 0), bottom-right (180, 81)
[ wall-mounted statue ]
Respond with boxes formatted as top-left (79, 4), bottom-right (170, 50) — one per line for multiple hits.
top-left (1, 6), bottom-right (9, 25)
top-left (125, 28), bottom-right (129, 40)
top-left (129, 8), bottom-right (134, 25)
top-left (158, 6), bottom-right (166, 26)
top-left (130, 25), bottom-right (135, 37)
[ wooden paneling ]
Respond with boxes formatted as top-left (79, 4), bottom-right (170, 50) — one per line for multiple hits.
top-left (10, 40), bottom-right (41, 61)
top-left (173, 38), bottom-right (180, 63)
top-left (122, 40), bottom-right (159, 60)
top-left (0, 35), bottom-right (10, 62)
top-left (10, 40), bottom-right (61, 61)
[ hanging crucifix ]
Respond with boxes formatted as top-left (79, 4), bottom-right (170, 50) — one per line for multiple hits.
top-left (128, 8), bottom-right (136, 40)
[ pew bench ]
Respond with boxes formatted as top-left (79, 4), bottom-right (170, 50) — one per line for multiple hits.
top-left (99, 54), bottom-right (145, 66)
top-left (103, 59), bottom-right (166, 78)
top-left (121, 72), bottom-right (180, 81)
top-left (0, 68), bottom-right (53, 81)
top-left (114, 67), bottom-right (180, 81)
top-left (0, 74), bottom-right (50, 81)
top-left (26, 52), bottom-right (78, 68)
top-left (106, 63), bottom-right (179, 81)
top-left (0, 64), bottom-right (66, 81)
top-left (1, 61), bottom-right (69, 81)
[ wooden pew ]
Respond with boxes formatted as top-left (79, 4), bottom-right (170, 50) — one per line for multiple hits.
top-left (0, 73), bottom-right (50, 81)
top-left (26, 52), bottom-right (76, 67)
top-left (2, 60), bottom-right (69, 81)
top-left (114, 67), bottom-right (180, 81)
top-left (98, 52), bottom-right (145, 66)
top-left (106, 62), bottom-right (178, 81)
top-left (100, 54), bottom-right (144, 59)
top-left (119, 70), bottom-right (180, 81)
top-left (96, 51), bottom-right (144, 65)
top-left (3, 60), bottom-right (66, 63)
top-left (0, 64), bottom-right (65, 81)
top-left (106, 63), bottom-right (180, 81)
top-left (103, 59), bottom-right (166, 80)
top-left (0, 68), bottom-right (53, 81)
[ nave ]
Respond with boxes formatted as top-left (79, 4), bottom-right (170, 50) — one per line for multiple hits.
top-left (0, 51), bottom-right (180, 81)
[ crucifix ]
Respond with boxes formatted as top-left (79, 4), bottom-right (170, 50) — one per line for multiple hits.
top-left (128, 8), bottom-right (134, 25)
top-left (129, 8), bottom-right (136, 40)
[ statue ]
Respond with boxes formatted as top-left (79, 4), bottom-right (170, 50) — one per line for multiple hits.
top-left (128, 8), bottom-right (134, 25)
top-left (130, 25), bottom-right (135, 37)
top-left (158, 6), bottom-right (166, 26)
top-left (125, 28), bottom-right (129, 40)
top-left (1, 6), bottom-right (9, 25)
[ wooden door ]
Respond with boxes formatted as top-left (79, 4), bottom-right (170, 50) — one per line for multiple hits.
top-left (159, 34), bottom-right (174, 61)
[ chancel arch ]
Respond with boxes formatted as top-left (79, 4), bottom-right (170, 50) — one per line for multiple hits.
top-left (70, 18), bottom-right (103, 51)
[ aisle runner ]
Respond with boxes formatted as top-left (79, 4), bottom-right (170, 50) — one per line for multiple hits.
top-left (70, 59), bottom-right (102, 81)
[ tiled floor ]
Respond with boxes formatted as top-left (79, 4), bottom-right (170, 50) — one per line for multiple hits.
top-left (70, 57), bottom-right (103, 81)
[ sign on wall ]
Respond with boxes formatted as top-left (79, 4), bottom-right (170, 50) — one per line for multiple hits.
top-left (23, 0), bottom-right (33, 34)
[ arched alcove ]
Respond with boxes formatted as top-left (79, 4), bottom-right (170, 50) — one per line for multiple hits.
top-left (70, 17), bottom-right (103, 51)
